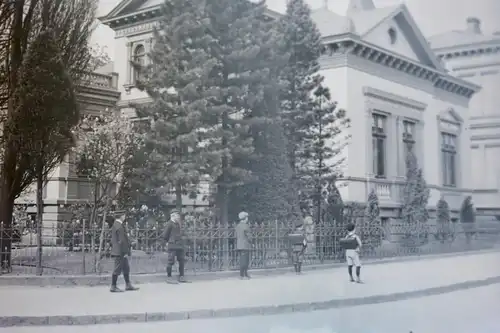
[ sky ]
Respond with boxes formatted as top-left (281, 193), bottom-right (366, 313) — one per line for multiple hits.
top-left (92, 0), bottom-right (500, 61)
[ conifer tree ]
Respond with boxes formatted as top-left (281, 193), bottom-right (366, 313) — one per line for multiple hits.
top-left (296, 86), bottom-right (349, 223)
top-left (204, 0), bottom-right (292, 225)
top-left (135, 0), bottom-right (222, 212)
top-left (401, 150), bottom-right (430, 245)
top-left (363, 189), bottom-right (382, 249)
top-left (401, 151), bottom-right (429, 225)
top-left (436, 196), bottom-right (451, 243)
top-left (277, 0), bottom-right (324, 175)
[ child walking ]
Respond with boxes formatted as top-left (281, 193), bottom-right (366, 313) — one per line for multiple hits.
top-left (344, 223), bottom-right (362, 283)
top-left (288, 224), bottom-right (307, 274)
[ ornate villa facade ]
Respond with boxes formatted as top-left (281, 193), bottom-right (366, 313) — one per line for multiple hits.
top-left (429, 17), bottom-right (500, 216)
top-left (96, 0), bottom-right (500, 221)
top-left (16, 70), bottom-right (121, 240)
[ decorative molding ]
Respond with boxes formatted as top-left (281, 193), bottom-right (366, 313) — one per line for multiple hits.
top-left (319, 41), bottom-right (477, 102)
top-left (484, 143), bottom-right (500, 148)
top-left (470, 133), bottom-right (500, 141)
top-left (470, 122), bottom-right (500, 129)
top-left (101, 5), bottom-right (479, 101)
top-left (439, 121), bottom-right (461, 133)
top-left (433, 41), bottom-right (500, 60)
top-left (471, 144), bottom-right (480, 149)
top-left (363, 86), bottom-right (427, 111)
top-left (451, 61), bottom-right (500, 72)
top-left (480, 69), bottom-right (499, 76)
top-left (115, 21), bottom-right (158, 38)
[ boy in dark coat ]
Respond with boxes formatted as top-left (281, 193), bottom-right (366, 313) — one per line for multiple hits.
top-left (110, 211), bottom-right (139, 292)
top-left (162, 209), bottom-right (189, 283)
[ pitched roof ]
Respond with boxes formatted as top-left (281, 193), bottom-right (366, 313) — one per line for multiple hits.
top-left (349, 5), bottom-right (400, 36)
top-left (310, 8), bottom-right (355, 36)
top-left (428, 30), bottom-right (500, 50)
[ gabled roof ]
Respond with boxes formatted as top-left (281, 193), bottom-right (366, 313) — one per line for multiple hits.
top-left (99, 0), bottom-right (161, 22)
top-left (100, 0), bottom-right (443, 71)
top-left (349, 5), bottom-right (399, 36)
top-left (310, 8), bottom-right (355, 36)
top-left (357, 4), bottom-right (445, 71)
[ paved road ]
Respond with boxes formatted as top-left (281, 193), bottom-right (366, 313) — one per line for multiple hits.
top-left (4, 283), bottom-right (500, 333)
top-left (1, 251), bottom-right (499, 317)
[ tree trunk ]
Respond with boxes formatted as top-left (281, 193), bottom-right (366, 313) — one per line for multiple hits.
top-left (0, 0), bottom-right (24, 272)
top-left (36, 167), bottom-right (44, 275)
top-left (0, 192), bottom-right (14, 271)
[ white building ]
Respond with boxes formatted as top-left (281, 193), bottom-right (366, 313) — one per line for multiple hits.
top-left (429, 17), bottom-right (500, 216)
top-left (99, 0), bottom-right (484, 220)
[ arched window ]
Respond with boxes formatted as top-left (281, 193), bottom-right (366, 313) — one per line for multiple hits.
top-left (133, 44), bottom-right (146, 83)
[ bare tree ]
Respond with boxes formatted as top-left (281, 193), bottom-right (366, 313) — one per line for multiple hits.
top-left (0, 0), bottom-right (98, 270)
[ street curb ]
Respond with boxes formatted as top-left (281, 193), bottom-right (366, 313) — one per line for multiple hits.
top-left (1, 275), bottom-right (500, 328)
top-left (0, 248), bottom-right (498, 287)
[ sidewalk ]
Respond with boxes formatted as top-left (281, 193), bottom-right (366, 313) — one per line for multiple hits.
top-left (1, 251), bottom-right (499, 321)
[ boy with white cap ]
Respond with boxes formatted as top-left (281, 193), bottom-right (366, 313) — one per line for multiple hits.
top-left (235, 211), bottom-right (251, 279)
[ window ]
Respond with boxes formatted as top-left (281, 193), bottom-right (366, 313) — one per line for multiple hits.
top-left (372, 113), bottom-right (387, 178)
top-left (402, 120), bottom-right (415, 161)
top-left (441, 132), bottom-right (457, 187)
top-left (132, 44), bottom-right (146, 83)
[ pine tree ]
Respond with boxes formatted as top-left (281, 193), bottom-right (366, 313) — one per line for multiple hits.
top-left (363, 189), bottom-right (382, 249)
top-left (401, 151), bottom-right (429, 224)
top-left (236, 121), bottom-right (299, 224)
top-left (401, 150), bottom-right (430, 245)
top-left (135, 0), bottom-right (220, 212)
top-left (277, 0), bottom-right (325, 175)
top-left (296, 86), bottom-right (349, 223)
top-left (204, 0), bottom-right (291, 225)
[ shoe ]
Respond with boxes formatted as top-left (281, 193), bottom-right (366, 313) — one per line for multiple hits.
top-left (356, 278), bottom-right (363, 284)
top-left (125, 284), bottom-right (139, 291)
top-left (178, 276), bottom-right (191, 283)
top-left (350, 277), bottom-right (355, 282)
top-left (166, 277), bottom-right (179, 284)
top-left (110, 286), bottom-right (123, 292)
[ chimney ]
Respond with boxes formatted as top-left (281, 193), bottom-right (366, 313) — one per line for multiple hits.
top-left (466, 17), bottom-right (481, 34)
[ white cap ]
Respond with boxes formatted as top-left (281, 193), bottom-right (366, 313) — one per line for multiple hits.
top-left (238, 211), bottom-right (248, 220)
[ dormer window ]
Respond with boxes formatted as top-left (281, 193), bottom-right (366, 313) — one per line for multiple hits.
top-left (388, 27), bottom-right (397, 44)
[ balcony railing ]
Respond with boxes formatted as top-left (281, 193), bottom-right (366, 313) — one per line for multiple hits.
top-left (79, 72), bottom-right (117, 90)
top-left (366, 177), bottom-right (404, 203)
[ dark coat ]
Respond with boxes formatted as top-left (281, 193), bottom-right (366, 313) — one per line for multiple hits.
top-left (162, 220), bottom-right (184, 250)
top-left (110, 221), bottom-right (131, 257)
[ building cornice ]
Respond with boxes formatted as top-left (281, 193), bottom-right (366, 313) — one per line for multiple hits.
top-left (433, 39), bottom-right (500, 60)
top-left (100, 5), bottom-right (280, 34)
top-left (363, 86), bottom-right (427, 111)
top-left (320, 38), bottom-right (480, 99)
top-left (100, 6), bottom-right (479, 100)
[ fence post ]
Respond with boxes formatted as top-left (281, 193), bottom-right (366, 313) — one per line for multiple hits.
top-left (275, 219), bottom-right (279, 267)
top-left (193, 219), bottom-right (197, 275)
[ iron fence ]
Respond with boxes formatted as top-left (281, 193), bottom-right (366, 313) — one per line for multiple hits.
top-left (1, 219), bottom-right (499, 276)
